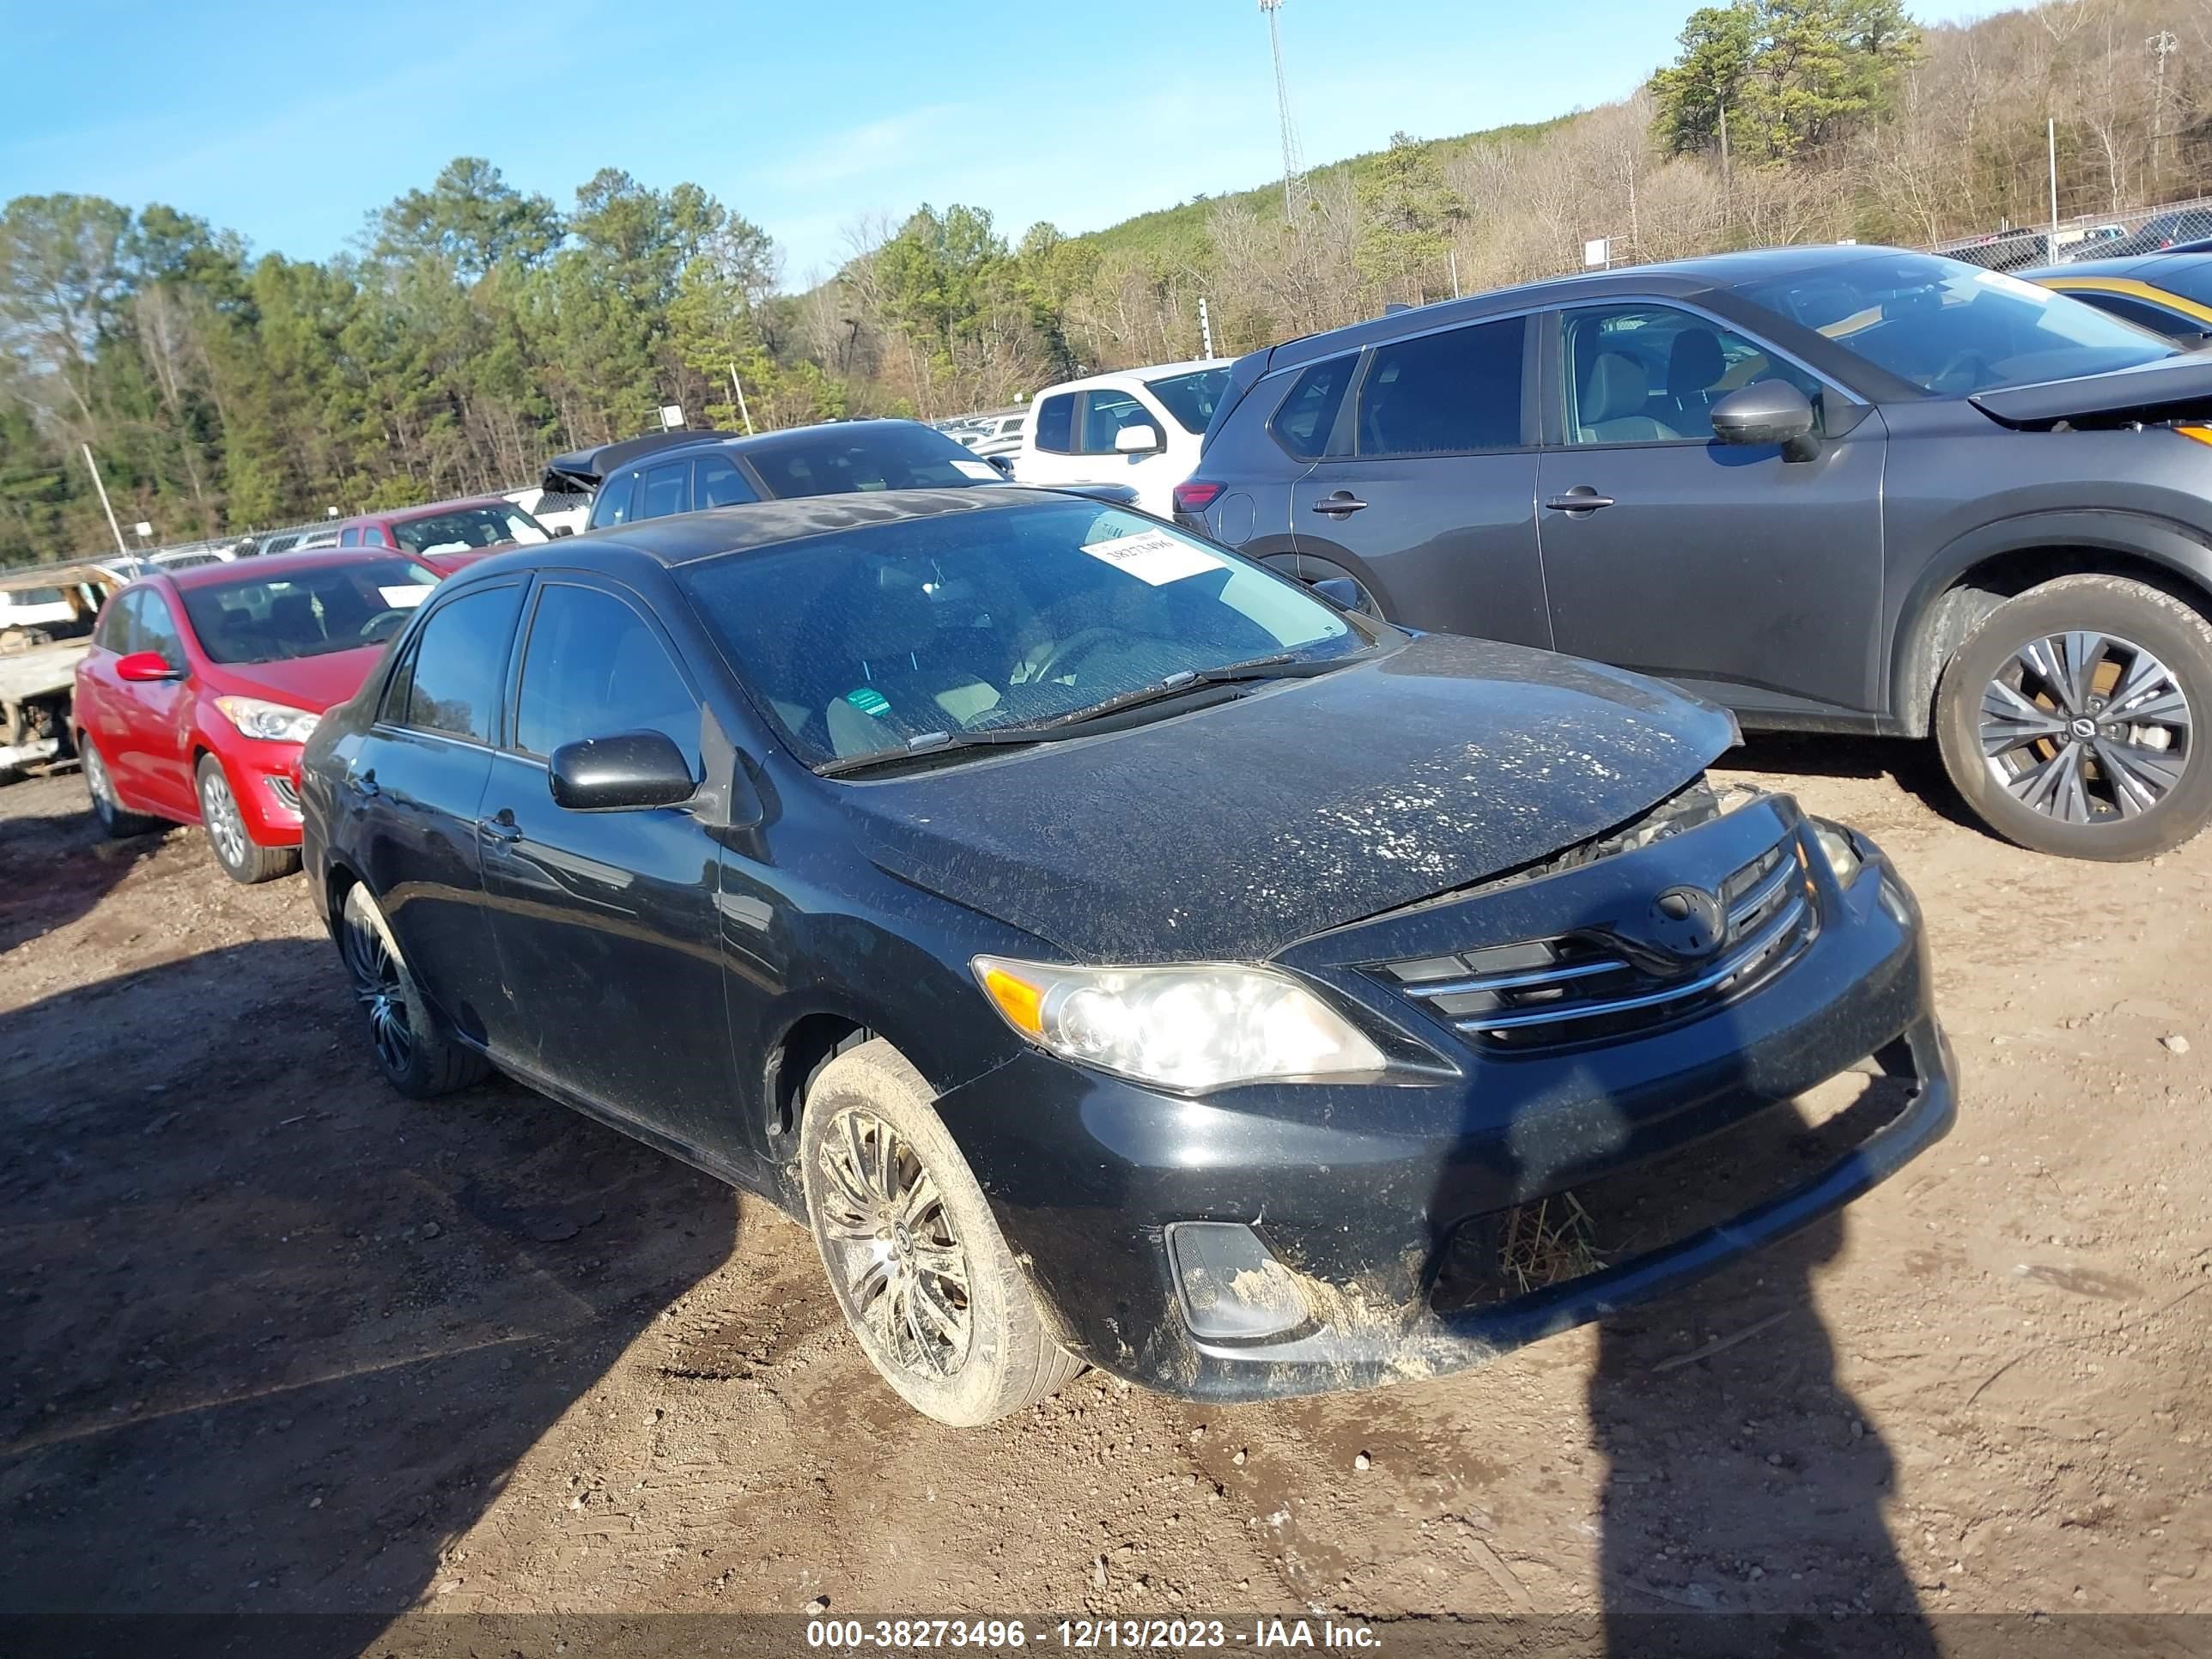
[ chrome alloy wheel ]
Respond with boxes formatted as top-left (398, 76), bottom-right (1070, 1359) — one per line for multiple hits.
top-left (198, 763), bottom-right (252, 868)
top-left (340, 888), bottom-right (415, 1077)
top-left (85, 744), bottom-right (119, 823)
top-left (1978, 629), bottom-right (2191, 824)
top-left (813, 1108), bottom-right (973, 1380)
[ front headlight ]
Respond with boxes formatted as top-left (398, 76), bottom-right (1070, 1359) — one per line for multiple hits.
top-left (1810, 820), bottom-right (1863, 888)
top-left (213, 696), bottom-right (321, 744)
top-left (971, 956), bottom-right (1388, 1091)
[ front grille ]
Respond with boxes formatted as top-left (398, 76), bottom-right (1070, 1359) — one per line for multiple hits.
top-left (1376, 830), bottom-right (1817, 1052)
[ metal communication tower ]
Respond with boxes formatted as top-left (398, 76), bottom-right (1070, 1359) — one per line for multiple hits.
top-left (1260, 0), bottom-right (1305, 218)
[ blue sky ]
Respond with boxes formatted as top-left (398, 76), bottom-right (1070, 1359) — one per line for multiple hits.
top-left (2, 0), bottom-right (2029, 283)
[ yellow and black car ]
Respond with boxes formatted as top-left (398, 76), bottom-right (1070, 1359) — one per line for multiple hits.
top-left (2024, 252), bottom-right (2212, 344)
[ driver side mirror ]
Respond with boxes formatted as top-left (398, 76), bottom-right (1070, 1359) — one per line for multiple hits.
top-left (550, 525), bottom-right (574, 538)
top-left (1710, 381), bottom-right (1820, 462)
top-left (548, 730), bottom-right (696, 811)
top-left (1113, 424), bottom-right (1164, 456)
top-left (115, 650), bottom-right (182, 683)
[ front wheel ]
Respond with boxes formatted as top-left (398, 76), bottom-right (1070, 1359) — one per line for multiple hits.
top-left (1935, 574), bottom-right (2212, 860)
top-left (196, 754), bottom-right (299, 884)
top-left (799, 1039), bottom-right (1084, 1425)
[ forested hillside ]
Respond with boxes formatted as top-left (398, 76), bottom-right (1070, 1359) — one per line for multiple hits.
top-left (3, 0), bottom-right (2209, 563)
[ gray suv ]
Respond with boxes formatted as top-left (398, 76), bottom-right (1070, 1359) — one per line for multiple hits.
top-left (1177, 246), bottom-right (2212, 860)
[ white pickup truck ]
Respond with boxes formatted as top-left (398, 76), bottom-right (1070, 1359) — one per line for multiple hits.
top-left (1012, 359), bottom-right (1231, 517)
top-left (0, 561), bottom-right (131, 779)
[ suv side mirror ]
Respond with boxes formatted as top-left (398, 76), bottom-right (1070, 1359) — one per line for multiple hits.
top-left (1710, 381), bottom-right (1820, 461)
top-left (1113, 424), bottom-right (1164, 456)
top-left (548, 730), bottom-right (697, 811)
top-left (1310, 577), bottom-right (1368, 613)
top-left (115, 650), bottom-right (182, 683)
top-left (550, 524), bottom-right (574, 538)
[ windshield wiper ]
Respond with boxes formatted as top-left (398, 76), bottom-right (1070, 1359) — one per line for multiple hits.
top-left (813, 651), bottom-right (1365, 778)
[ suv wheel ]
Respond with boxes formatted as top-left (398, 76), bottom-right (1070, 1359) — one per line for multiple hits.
top-left (1935, 574), bottom-right (2212, 860)
top-left (196, 755), bottom-right (300, 884)
top-left (799, 1039), bottom-right (1084, 1425)
top-left (337, 882), bottom-right (489, 1097)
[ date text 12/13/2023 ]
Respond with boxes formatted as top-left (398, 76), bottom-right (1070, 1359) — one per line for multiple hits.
top-left (805, 1619), bottom-right (1382, 1650)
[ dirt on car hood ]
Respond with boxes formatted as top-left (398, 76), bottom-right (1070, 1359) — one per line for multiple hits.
top-left (839, 632), bottom-right (1736, 963)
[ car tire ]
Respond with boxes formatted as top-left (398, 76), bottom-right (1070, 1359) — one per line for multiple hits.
top-left (1935, 574), bottom-right (2212, 860)
top-left (337, 882), bottom-right (490, 1098)
top-left (195, 753), bottom-right (299, 884)
top-left (799, 1038), bottom-right (1084, 1426)
top-left (82, 737), bottom-right (161, 839)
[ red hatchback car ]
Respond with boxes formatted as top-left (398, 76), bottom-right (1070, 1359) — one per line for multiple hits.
top-left (335, 495), bottom-right (558, 568)
top-left (74, 551), bottom-right (445, 883)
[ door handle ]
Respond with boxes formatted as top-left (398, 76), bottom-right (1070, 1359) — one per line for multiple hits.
top-left (477, 811), bottom-right (522, 846)
top-left (1310, 491), bottom-right (1368, 517)
top-left (1543, 487), bottom-right (1616, 515)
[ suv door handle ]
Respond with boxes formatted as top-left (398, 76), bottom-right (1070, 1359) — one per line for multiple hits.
top-left (1543, 487), bottom-right (1616, 515)
top-left (477, 811), bottom-right (522, 846)
top-left (1310, 492), bottom-right (1368, 517)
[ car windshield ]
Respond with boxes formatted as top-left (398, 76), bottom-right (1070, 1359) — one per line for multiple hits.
top-left (679, 501), bottom-right (1361, 768)
top-left (1145, 368), bottom-right (1231, 433)
top-left (745, 425), bottom-right (997, 498)
top-left (389, 504), bottom-right (550, 555)
top-left (179, 557), bottom-right (440, 664)
top-left (1737, 252), bottom-right (2179, 395)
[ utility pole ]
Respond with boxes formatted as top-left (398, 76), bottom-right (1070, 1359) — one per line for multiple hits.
top-left (79, 443), bottom-right (127, 556)
top-left (2048, 116), bottom-right (2061, 262)
top-left (727, 362), bottom-right (757, 435)
top-left (1198, 296), bottom-right (1215, 360)
top-left (2149, 31), bottom-right (2179, 185)
top-left (1259, 1), bottom-right (1304, 219)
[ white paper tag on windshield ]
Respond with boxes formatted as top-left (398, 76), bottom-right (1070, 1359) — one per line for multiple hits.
top-left (379, 585), bottom-right (432, 607)
top-left (1080, 529), bottom-right (1223, 586)
top-left (952, 459), bottom-right (1000, 480)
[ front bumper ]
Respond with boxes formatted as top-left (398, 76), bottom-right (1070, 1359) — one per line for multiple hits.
top-left (934, 808), bottom-right (1955, 1403)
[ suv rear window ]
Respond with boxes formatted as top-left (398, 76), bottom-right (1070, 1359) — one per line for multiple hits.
top-left (1269, 356), bottom-right (1357, 459)
top-left (1357, 318), bottom-right (1527, 456)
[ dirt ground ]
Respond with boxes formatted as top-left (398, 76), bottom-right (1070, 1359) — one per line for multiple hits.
top-left (3, 738), bottom-right (2209, 1646)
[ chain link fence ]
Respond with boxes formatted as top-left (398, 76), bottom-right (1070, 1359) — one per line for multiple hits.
top-left (1929, 193), bottom-right (2212, 273)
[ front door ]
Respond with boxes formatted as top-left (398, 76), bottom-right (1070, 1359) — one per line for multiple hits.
top-left (1533, 302), bottom-right (1890, 721)
top-left (118, 587), bottom-right (198, 817)
top-left (475, 578), bottom-right (743, 1168)
top-left (348, 579), bottom-right (526, 1042)
top-left (1288, 314), bottom-right (1552, 648)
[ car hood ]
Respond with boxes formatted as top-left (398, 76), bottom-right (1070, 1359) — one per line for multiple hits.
top-left (837, 633), bottom-right (1735, 963)
top-left (1970, 353), bottom-right (2212, 428)
top-left (206, 645), bottom-right (386, 713)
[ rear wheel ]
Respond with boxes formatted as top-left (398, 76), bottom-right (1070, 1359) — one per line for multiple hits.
top-left (82, 738), bottom-right (161, 838)
top-left (1935, 574), bottom-right (2212, 860)
top-left (195, 754), bottom-right (298, 884)
top-left (337, 882), bottom-right (489, 1098)
top-left (799, 1039), bottom-right (1083, 1425)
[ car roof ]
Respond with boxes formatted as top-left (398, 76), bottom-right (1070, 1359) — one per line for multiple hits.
top-left (155, 547), bottom-right (428, 592)
top-left (628, 417), bottom-right (947, 471)
top-left (346, 495), bottom-right (513, 526)
top-left (2023, 255), bottom-right (2168, 281)
top-left (481, 485), bottom-right (1071, 571)
top-left (1036, 359), bottom-right (1231, 396)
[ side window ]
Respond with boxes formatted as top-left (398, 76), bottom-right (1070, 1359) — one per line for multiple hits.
top-left (396, 584), bottom-right (523, 744)
top-left (590, 471), bottom-right (637, 529)
top-left (514, 584), bottom-right (701, 768)
top-left (695, 454), bottom-right (760, 509)
top-left (137, 589), bottom-right (187, 665)
top-left (1561, 303), bottom-right (1824, 446)
top-left (1033, 393), bottom-right (1076, 454)
top-left (2068, 289), bottom-right (2199, 342)
top-left (1269, 356), bottom-right (1357, 460)
top-left (97, 590), bottom-right (142, 653)
top-left (338, 527), bottom-right (360, 548)
top-left (636, 460), bottom-right (691, 520)
top-left (362, 526), bottom-right (389, 548)
top-left (1079, 389), bottom-right (1154, 454)
top-left (1358, 318), bottom-right (1527, 457)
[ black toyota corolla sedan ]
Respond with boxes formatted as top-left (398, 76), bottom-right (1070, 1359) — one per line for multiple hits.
top-left (299, 487), bottom-right (1956, 1425)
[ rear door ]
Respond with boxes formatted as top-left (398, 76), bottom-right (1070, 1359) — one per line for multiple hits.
top-left (475, 578), bottom-right (741, 1162)
top-left (1289, 313), bottom-right (1551, 647)
top-left (114, 588), bottom-right (198, 817)
top-left (1532, 301), bottom-right (1889, 720)
top-left (346, 580), bottom-right (526, 1040)
top-left (693, 452), bottom-right (761, 510)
